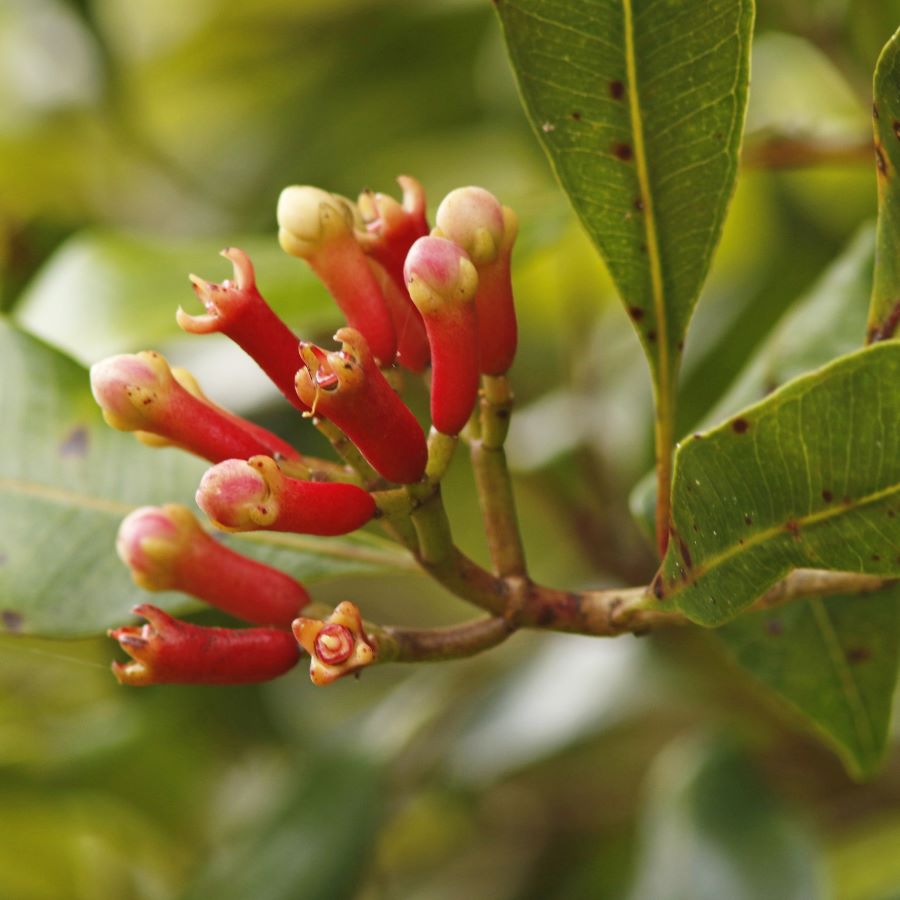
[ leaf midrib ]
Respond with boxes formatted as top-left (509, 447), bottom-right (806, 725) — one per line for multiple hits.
top-left (622, 0), bottom-right (669, 378)
top-left (673, 481), bottom-right (900, 590)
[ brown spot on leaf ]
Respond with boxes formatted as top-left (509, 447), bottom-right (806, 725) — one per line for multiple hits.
top-left (731, 418), bottom-right (749, 434)
top-left (744, 514), bottom-right (752, 525)
top-left (646, 330), bottom-right (657, 342)
top-left (868, 298), bottom-right (900, 343)
top-left (677, 535), bottom-right (693, 570)
top-left (871, 554), bottom-right (881, 562)
top-left (2, 610), bottom-right (23, 633)
top-left (570, 110), bottom-right (582, 121)
top-left (876, 144), bottom-right (888, 176)
top-left (785, 519), bottom-right (800, 537)
top-left (59, 425), bottom-right (89, 458)
top-left (609, 80), bottom-right (624, 100)
top-left (651, 574), bottom-right (664, 600)
top-left (873, 102), bottom-right (880, 120)
top-left (821, 489), bottom-right (833, 503)
top-left (846, 646), bottom-right (871, 664)
top-left (627, 306), bottom-right (644, 321)
top-left (613, 142), bottom-right (633, 161)
top-left (765, 619), bottom-right (783, 637)
top-left (894, 120), bottom-right (900, 141)
top-left (634, 197), bottom-right (645, 212)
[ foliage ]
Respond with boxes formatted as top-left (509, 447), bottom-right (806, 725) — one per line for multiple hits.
top-left (2, 0), bottom-right (900, 898)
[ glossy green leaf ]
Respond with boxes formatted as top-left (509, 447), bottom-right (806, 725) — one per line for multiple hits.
top-left (663, 342), bottom-right (900, 625)
top-left (628, 738), bottom-right (822, 900)
top-left (0, 319), bottom-right (413, 638)
top-left (870, 26), bottom-right (900, 343)
top-left (13, 230), bottom-right (340, 365)
top-left (495, 0), bottom-right (753, 387)
top-left (719, 585), bottom-right (900, 779)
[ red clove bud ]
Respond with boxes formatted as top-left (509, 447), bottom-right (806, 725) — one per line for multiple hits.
top-left (403, 236), bottom-right (480, 435)
top-left (117, 504), bottom-right (308, 627)
top-left (109, 604), bottom-right (301, 686)
top-left (434, 187), bottom-right (518, 375)
top-left (196, 455), bottom-right (376, 535)
top-left (178, 248), bottom-right (307, 411)
top-left (295, 328), bottom-right (428, 483)
top-left (356, 175), bottom-right (429, 278)
top-left (292, 600), bottom-right (376, 685)
top-left (277, 186), bottom-right (397, 365)
top-left (90, 351), bottom-right (296, 463)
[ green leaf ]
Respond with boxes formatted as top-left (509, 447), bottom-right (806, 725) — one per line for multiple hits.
top-left (870, 26), bottom-right (900, 343)
top-left (718, 586), bottom-right (900, 779)
top-left (0, 319), bottom-right (413, 638)
top-left (13, 230), bottom-right (340, 365)
top-left (663, 342), bottom-right (900, 625)
top-left (628, 737), bottom-right (822, 900)
top-left (495, 0), bottom-right (753, 385)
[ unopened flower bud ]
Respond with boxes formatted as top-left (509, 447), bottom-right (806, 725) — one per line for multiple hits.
top-left (295, 328), bottom-right (427, 483)
top-left (292, 600), bottom-right (376, 685)
top-left (277, 186), bottom-right (396, 364)
top-left (196, 455), bottom-right (376, 535)
top-left (434, 187), bottom-right (518, 374)
top-left (368, 258), bottom-right (430, 372)
top-left (179, 248), bottom-right (307, 411)
top-left (117, 504), bottom-right (308, 627)
top-left (404, 236), bottom-right (480, 435)
top-left (109, 604), bottom-right (301, 686)
top-left (357, 175), bottom-right (429, 279)
top-left (90, 351), bottom-right (293, 462)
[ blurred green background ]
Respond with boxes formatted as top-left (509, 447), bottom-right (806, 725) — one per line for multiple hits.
top-left (2, 0), bottom-right (900, 897)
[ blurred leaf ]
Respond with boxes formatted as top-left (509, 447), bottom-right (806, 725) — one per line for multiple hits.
top-left (708, 223), bottom-right (875, 419)
top-left (0, 788), bottom-right (181, 900)
top-left (719, 585), bottom-right (900, 778)
top-left (495, 0), bottom-right (753, 394)
top-left (0, 318), bottom-right (413, 637)
top-left (869, 26), bottom-right (900, 342)
top-left (631, 224), bottom-right (876, 542)
top-left (628, 737), bottom-right (823, 900)
top-left (746, 31), bottom-right (866, 140)
top-left (182, 752), bottom-right (384, 900)
top-left (663, 343), bottom-right (900, 626)
top-left (14, 229), bottom-right (339, 365)
top-left (447, 634), bottom-right (649, 784)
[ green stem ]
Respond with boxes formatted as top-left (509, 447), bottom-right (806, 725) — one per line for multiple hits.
top-left (313, 417), bottom-right (381, 486)
top-left (279, 456), bottom-right (361, 485)
top-left (470, 375), bottom-right (526, 578)
top-left (653, 373), bottom-right (676, 559)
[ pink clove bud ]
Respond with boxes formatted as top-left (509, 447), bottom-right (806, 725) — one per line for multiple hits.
top-left (117, 504), bottom-right (308, 627)
top-left (434, 187), bottom-right (519, 375)
top-left (196, 455), bottom-right (376, 535)
top-left (90, 351), bottom-right (296, 462)
top-left (404, 236), bottom-right (480, 435)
